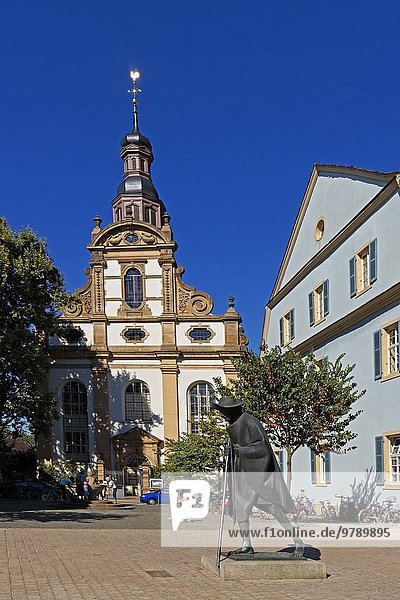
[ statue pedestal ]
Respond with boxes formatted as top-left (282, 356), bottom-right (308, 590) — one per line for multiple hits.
top-left (201, 552), bottom-right (327, 580)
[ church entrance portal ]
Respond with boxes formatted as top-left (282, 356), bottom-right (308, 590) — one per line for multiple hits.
top-left (124, 455), bottom-right (153, 496)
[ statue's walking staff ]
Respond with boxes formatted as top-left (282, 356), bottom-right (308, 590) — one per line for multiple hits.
top-left (216, 451), bottom-right (229, 569)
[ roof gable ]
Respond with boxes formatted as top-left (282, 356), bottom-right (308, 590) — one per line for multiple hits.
top-left (271, 164), bottom-right (395, 298)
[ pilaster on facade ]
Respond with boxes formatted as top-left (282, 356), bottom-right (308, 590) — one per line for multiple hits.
top-left (91, 355), bottom-right (111, 464)
top-left (161, 321), bottom-right (177, 349)
top-left (160, 358), bottom-right (180, 440)
top-left (89, 251), bottom-right (107, 317)
top-left (158, 248), bottom-right (176, 315)
top-left (223, 358), bottom-right (238, 383)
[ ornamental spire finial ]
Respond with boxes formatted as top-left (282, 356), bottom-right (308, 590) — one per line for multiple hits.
top-left (127, 69), bottom-right (142, 133)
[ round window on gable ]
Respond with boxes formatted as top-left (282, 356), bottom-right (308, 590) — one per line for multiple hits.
top-left (188, 327), bottom-right (214, 342)
top-left (125, 233), bottom-right (139, 244)
top-left (122, 328), bottom-right (147, 342)
top-left (314, 218), bottom-right (325, 242)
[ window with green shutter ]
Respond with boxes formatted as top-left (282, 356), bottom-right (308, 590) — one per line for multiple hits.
top-left (375, 436), bottom-right (384, 485)
top-left (280, 310), bottom-right (295, 346)
top-left (373, 330), bottom-right (382, 380)
top-left (310, 450), bottom-right (331, 485)
top-left (350, 239), bottom-right (378, 298)
top-left (309, 280), bottom-right (329, 326)
top-left (310, 450), bottom-right (317, 484)
top-left (308, 292), bottom-right (314, 326)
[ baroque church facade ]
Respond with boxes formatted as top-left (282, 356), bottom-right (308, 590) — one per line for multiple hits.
top-left (41, 75), bottom-right (246, 489)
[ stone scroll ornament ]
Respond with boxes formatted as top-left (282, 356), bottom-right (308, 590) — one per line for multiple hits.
top-left (175, 266), bottom-right (213, 316)
top-left (61, 268), bottom-right (92, 319)
top-left (62, 300), bottom-right (82, 319)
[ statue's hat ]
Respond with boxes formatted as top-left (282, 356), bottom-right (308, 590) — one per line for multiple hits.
top-left (212, 395), bottom-right (244, 410)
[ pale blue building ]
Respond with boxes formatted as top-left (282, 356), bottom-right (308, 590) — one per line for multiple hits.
top-left (263, 164), bottom-right (400, 503)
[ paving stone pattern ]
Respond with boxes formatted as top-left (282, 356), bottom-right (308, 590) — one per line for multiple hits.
top-left (1, 527), bottom-right (399, 600)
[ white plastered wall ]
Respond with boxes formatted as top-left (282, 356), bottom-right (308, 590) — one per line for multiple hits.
top-left (146, 278), bottom-right (162, 298)
top-left (107, 322), bottom-right (162, 346)
top-left (176, 322), bottom-right (225, 346)
top-left (104, 278), bottom-right (122, 298)
top-left (106, 260), bottom-right (121, 276)
top-left (145, 259), bottom-right (162, 276)
top-left (146, 300), bottom-right (163, 315)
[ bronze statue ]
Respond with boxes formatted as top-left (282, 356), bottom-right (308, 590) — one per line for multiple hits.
top-left (213, 395), bottom-right (304, 558)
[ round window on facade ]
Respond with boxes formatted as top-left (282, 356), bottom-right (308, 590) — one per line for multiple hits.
top-left (314, 218), bottom-right (325, 242)
top-left (125, 233), bottom-right (139, 244)
top-left (122, 328), bottom-right (146, 342)
top-left (188, 327), bottom-right (213, 342)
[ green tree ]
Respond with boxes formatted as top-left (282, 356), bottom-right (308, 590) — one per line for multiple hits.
top-left (214, 345), bottom-right (365, 491)
top-left (163, 413), bottom-right (227, 472)
top-left (0, 218), bottom-right (74, 474)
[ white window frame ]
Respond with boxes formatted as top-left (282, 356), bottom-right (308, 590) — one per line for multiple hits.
top-left (314, 284), bottom-right (324, 324)
top-left (383, 431), bottom-right (400, 488)
top-left (381, 320), bottom-right (400, 380)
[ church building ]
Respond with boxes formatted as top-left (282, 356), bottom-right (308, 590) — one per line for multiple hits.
top-left (42, 72), bottom-right (246, 489)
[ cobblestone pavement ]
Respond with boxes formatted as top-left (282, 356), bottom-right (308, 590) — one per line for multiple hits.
top-left (0, 501), bottom-right (399, 600)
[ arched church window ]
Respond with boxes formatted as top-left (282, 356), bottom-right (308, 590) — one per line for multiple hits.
top-left (140, 158), bottom-right (145, 171)
top-left (63, 381), bottom-right (89, 462)
top-left (124, 268), bottom-right (143, 308)
top-left (188, 382), bottom-right (214, 434)
top-left (125, 381), bottom-right (151, 422)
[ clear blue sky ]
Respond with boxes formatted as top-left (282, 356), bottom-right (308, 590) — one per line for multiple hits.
top-left (1, 1), bottom-right (400, 348)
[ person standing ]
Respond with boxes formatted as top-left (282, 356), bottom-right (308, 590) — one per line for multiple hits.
top-left (99, 480), bottom-right (107, 501)
top-left (83, 480), bottom-right (90, 504)
top-left (108, 477), bottom-right (118, 504)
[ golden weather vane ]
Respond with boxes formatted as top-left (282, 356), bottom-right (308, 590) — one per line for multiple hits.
top-left (127, 69), bottom-right (142, 132)
top-left (127, 69), bottom-right (142, 105)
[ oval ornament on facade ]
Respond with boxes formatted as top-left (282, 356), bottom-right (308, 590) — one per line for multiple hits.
top-left (121, 327), bottom-right (148, 343)
top-left (186, 326), bottom-right (215, 343)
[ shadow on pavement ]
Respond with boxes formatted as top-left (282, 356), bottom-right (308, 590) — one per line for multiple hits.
top-left (0, 510), bottom-right (131, 524)
top-left (0, 499), bottom-right (161, 529)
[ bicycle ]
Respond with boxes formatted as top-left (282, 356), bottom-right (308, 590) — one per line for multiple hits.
top-left (251, 507), bottom-right (272, 519)
top-left (293, 491), bottom-right (316, 523)
top-left (335, 495), bottom-right (357, 521)
top-left (41, 485), bottom-right (73, 503)
top-left (13, 485), bottom-right (41, 501)
top-left (358, 498), bottom-right (400, 523)
top-left (382, 498), bottom-right (400, 523)
top-left (320, 499), bottom-right (337, 520)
